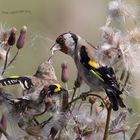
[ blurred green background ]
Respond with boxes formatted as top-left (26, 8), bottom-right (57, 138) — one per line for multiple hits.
top-left (0, 0), bottom-right (140, 139)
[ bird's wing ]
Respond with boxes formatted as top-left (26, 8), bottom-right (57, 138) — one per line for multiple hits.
top-left (0, 76), bottom-right (33, 89)
top-left (79, 45), bottom-right (119, 88)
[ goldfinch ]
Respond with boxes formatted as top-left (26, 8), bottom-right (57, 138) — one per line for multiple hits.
top-left (51, 32), bottom-right (126, 111)
top-left (6, 84), bottom-right (65, 113)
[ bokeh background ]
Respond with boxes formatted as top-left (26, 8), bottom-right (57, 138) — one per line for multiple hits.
top-left (0, 0), bottom-right (140, 139)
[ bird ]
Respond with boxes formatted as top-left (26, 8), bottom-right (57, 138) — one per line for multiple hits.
top-left (8, 84), bottom-right (65, 113)
top-left (51, 32), bottom-right (126, 111)
top-left (0, 60), bottom-right (67, 113)
top-left (0, 60), bottom-right (59, 101)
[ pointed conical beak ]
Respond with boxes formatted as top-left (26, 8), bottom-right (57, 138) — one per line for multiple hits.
top-left (50, 43), bottom-right (61, 55)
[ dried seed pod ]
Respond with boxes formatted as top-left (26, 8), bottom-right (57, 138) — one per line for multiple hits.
top-left (7, 27), bottom-right (17, 46)
top-left (16, 25), bottom-right (27, 49)
top-left (61, 61), bottom-right (69, 83)
top-left (89, 96), bottom-right (97, 105)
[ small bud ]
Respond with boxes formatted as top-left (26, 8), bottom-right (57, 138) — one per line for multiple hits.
top-left (7, 27), bottom-right (17, 46)
top-left (89, 96), bottom-right (97, 105)
top-left (61, 61), bottom-right (69, 83)
top-left (16, 25), bottom-right (27, 49)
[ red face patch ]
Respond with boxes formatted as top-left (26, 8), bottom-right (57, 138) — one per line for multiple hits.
top-left (56, 35), bottom-right (68, 54)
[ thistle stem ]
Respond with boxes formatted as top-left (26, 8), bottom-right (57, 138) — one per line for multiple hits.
top-left (71, 87), bottom-right (77, 102)
top-left (2, 47), bottom-right (10, 75)
top-left (103, 105), bottom-right (112, 140)
top-left (0, 124), bottom-right (9, 139)
top-left (90, 104), bottom-right (93, 116)
top-left (130, 123), bottom-right (140, 140)
top-left (7, 49), bottom-right (19, 67)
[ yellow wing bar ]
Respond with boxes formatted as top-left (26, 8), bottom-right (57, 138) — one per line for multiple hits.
top-left (88, 60), bottom-right (99, 68)
top-left (90, 69), bottom-right (104, 82)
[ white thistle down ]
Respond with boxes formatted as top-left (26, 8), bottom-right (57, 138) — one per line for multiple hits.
top-left (108, 0), bottom-right (137, 24)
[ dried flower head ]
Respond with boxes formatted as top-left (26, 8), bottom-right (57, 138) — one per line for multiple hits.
top-left (128, 28), bottom-right (140, 44)
top-left (16, 25), bottom-right (27, 49)
top-left (7, 27), bottom-right (17, 46)
top-left (0, 32), bottom-right (8, 44)
top-left (100, 26), bottom-right (121, 46)
top-left (61, 61), bottom-right (69, 83)
top-left (35, 60), bottom-right (57, 80)
top-left (108, 0), bottom-right (137, 23)
top-left (0, 48), bottom-right (7, 60)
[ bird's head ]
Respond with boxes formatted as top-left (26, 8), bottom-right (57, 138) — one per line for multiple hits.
top-left (40, 84), bottom-right (65, 98)
top-left (51, 32), bottom-right (78, 56)
top-left (47, 84), bottom-right (65, 97)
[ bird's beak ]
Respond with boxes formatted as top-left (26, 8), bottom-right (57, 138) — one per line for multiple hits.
top-left (50, 43), bottom-right (61, 55)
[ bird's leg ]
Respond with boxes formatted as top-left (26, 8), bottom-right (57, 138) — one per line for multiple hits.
top-left (90, 104), bottom-right (93, 116)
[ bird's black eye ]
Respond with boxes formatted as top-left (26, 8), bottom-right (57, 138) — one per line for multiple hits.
top-left (49, 85), bottom-right (57, 92)
top-left (56, 37), bottom-right (65, 45)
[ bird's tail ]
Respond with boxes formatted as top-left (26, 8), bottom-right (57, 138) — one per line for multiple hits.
top-left (105, 88), bottom-right (126, 111)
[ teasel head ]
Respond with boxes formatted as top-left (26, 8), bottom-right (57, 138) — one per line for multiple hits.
top-left (61, 61), bottom-right (69, 83)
